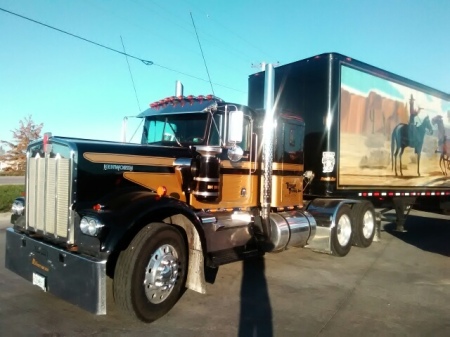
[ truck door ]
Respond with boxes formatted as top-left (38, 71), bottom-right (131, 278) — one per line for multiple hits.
top-left (272, 115), bottom-right (305, 207)
top-left (190, 110), bottom-right (258, 209)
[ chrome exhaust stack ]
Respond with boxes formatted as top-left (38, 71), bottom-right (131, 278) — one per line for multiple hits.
top-left (261, 63), bottom-right (275, 239)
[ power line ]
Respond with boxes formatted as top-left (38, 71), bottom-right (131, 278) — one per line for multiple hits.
top-left (120, 36), bottom-right (142, 112)
top-left (0, 6), bottom-right (246, 94)
top-left (0, 7), bottom-right (153, 65)
top-left (186, 0), bottom-right (279, 62)
top-left (190, 12), bottom-right (215, 96)
top-left (138, 0), bottom-right (258, 67)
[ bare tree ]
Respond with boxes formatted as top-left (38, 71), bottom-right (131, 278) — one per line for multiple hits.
top-left (0, 115), bottom-right (43, 172)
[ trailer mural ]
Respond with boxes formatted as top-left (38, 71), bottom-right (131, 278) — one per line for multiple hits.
top-left (339, 64), bottom-right (450, 187)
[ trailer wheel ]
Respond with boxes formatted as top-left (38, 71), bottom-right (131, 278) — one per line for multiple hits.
top-left (113, 223), bottom-right (187, 322)
top-left (352, 201), bottom-right (376, 248)
top-left (331, 205), bottom-right (353, 257)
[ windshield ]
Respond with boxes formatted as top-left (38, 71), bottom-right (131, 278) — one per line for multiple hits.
top-left (142, 113), bottom-right (208, 146)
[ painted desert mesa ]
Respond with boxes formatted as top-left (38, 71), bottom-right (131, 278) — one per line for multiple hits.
top-left (339, 65), bottom-right (450, 187)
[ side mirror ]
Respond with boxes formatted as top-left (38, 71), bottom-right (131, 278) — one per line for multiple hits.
top-left (228, 110), bottom-right (244, 143)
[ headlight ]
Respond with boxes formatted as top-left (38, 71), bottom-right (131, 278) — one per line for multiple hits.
top-left (80, 216), bottom-right (104, 236)
top-left (11, 199), bottom-right (25, 215)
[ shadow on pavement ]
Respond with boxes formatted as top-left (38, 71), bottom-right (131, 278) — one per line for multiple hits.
top-left (238, 256), bottom-right (273, 337)
top-left (384, 215), bottom-right (450, 257)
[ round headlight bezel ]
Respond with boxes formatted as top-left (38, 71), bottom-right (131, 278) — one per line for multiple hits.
top-left (11, 199), bottom-right (25, 215)
top-left (80, 216), bottom-right (104, 236)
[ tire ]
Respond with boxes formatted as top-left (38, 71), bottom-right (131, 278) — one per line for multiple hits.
top-left (113, 223), bottom-right (187, 322)
top-left (330, 205), bottom-right (353, 257)
top-left (351, 201), bottom-right (376, 248)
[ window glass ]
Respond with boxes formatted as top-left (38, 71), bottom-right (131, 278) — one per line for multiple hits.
top-left (209, 114), bottom-right (223, 146)
top-left (142, 113), bottom-right (208, 145)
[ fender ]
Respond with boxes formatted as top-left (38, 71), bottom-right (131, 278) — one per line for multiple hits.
top-left (78, 189), bottom-right (209, 294)
top-left (77, 188), bottom-right (206, 255)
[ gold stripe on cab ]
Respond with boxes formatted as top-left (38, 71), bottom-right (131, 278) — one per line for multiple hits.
top-left (83, 153), bottom-right (173, 166)
top-left (221, 160), bottom-right (303, 172)
top-left (123, 172), bottom-right (186, 202)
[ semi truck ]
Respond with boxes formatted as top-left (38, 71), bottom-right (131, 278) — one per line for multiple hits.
top-left (248, 53), bottom-right (450, 229)
top-left (5, 53), bottom-right (449, 323)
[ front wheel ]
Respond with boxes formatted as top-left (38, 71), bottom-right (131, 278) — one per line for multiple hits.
top-left (113, 223), bottom-right (187, 322)
top-left (330, 205), bottom-right (353, 257)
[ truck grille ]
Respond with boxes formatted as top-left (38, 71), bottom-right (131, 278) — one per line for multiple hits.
top-left (26, 155), bottom-right (73, 241)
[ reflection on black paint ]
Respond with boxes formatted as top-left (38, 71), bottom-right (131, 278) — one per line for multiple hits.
top-left (238, 256), bottom-right (273, 337)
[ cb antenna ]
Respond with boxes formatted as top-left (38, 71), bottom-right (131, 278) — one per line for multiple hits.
top-left (190, 12), bottom-right (215, 96)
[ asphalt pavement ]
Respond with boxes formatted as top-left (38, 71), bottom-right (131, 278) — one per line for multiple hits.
top-left (0, 212), bottom-right (10, 229)
top-left (0, 210), bottom-right (449, 336)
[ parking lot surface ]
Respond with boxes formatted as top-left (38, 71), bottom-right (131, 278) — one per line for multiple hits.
top-left (0, 210), bottom-right (449, 337)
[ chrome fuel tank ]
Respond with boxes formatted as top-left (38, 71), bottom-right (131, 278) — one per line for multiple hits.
top-left (268, 210), bottom-right (317, 252)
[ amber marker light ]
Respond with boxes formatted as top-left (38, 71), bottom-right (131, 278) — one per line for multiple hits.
top-left (157, 186), bottom-right (167, 197)
top-left (93, 204), bottom-right (103, 211)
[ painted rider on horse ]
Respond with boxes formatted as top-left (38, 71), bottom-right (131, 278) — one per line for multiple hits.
top-left (408, 94), bottom-right (422, 151)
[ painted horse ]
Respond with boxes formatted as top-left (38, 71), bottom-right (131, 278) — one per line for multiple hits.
top-left (391, 115), bottom-right (433, 176)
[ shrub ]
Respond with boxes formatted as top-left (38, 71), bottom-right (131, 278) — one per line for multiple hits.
top-left (0, 185), bottom-right (25, 212)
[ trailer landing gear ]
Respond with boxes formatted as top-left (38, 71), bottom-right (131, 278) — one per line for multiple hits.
top-left (392, 197), bottom-right (416, 232)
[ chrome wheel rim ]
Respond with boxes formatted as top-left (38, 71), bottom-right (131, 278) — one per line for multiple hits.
top-left (144, 244), bottom-right (179, 304)
top-left (362, 210), bottom-right (375, 239)
top-left (337, 214), bottom-right (352, 246)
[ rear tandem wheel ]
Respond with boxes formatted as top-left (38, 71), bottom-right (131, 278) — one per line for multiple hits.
top-left (330, 204), bottom-right (353, 257)
top-left (351, 201), bottom-right (376, 248)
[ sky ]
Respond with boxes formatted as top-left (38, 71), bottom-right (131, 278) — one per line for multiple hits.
top-left (1, 0), bottom-right (449, 146)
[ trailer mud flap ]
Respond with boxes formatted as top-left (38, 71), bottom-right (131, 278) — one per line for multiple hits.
top-left (5, 228), bottom-right (107, 315)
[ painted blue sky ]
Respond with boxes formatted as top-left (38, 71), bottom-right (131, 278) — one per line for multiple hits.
top-left (341, 65), bottom-right (404, 100)
top-left (1, 0), bottom-right (449, 145)
top-left (341, 64), bottom-right (450, 128)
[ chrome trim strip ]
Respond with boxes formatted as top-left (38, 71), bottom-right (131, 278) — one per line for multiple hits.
top-left (192, 191), bottom-right (219, 197)
top-left (193, 177), bottom-right (220, 182)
